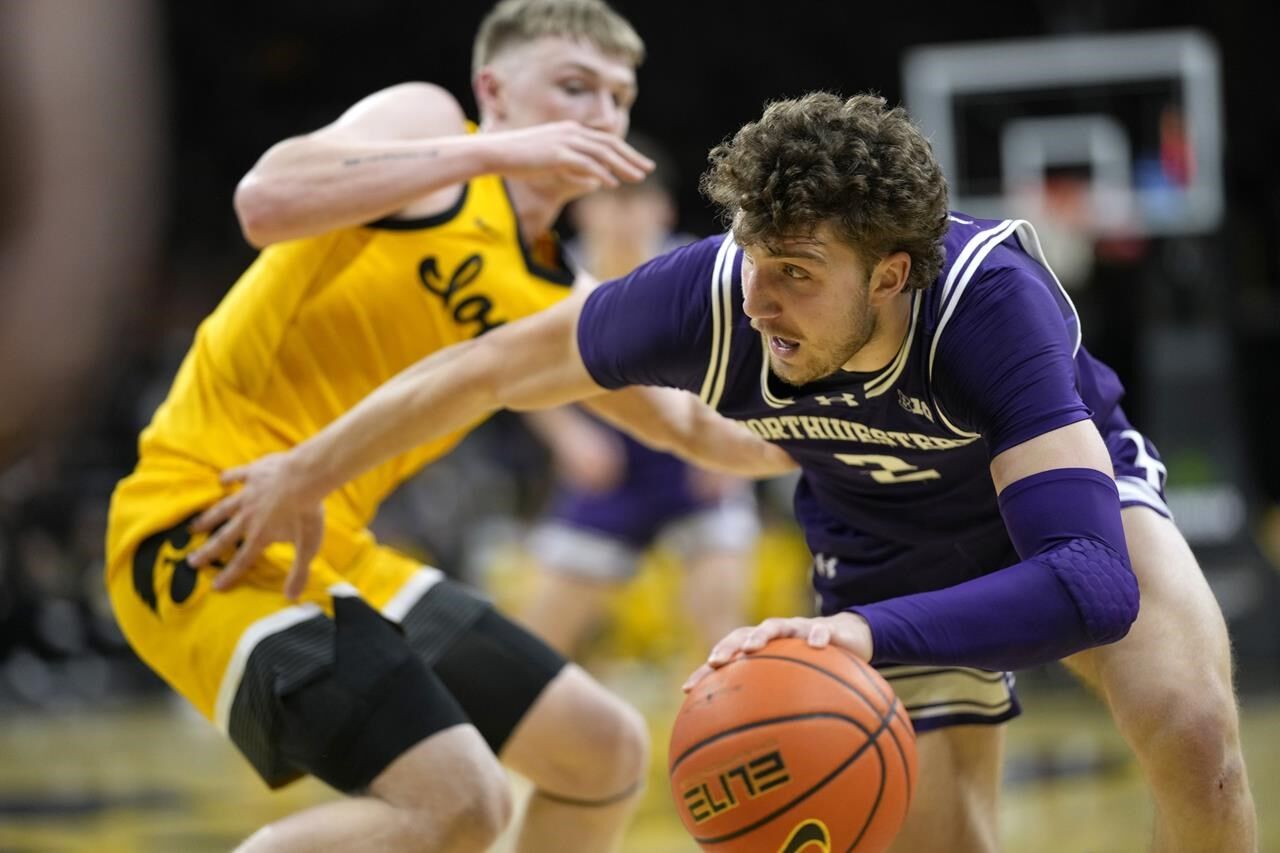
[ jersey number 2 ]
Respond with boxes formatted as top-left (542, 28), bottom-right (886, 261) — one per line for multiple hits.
top-left (834, 453), bottom-right (940, 484)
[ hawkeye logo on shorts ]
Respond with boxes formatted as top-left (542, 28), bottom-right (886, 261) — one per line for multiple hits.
top-left (131, 515), bottom-right (212, 614)
top-left (778, 818), bottom-right (832, 852)
top-left (419, 253), bottom-right (506, 338)
top-left (682, 748), bottom-right (791, 825)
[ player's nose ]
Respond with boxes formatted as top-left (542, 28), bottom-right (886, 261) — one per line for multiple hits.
top-left (585, 91), bottom-right (626, 136)
top-left (741, 266), bottom-right (781, 321)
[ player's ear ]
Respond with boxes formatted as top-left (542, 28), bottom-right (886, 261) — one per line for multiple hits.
top-left (868, 251), bottom-right (911, 306)
top-left (473, 66), bottom-right (506, 122)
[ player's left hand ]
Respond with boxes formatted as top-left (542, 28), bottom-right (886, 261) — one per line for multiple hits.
top-left (187, 452), bottom-right (326, 601)
top-left (682, 613), bottom-right (874, 692)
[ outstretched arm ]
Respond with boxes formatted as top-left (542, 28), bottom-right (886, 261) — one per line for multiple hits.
top-left (188, 289), bottom-right (601, 590)
top-left (234, 82), bottom-right (652, 247)
top-left (582, 387), bottom-right (795, 479)
top-left (187, 284), bottom-right (789, 595)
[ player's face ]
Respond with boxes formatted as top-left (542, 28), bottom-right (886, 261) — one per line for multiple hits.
top-left (482, 36), bottom-right (637, 137)
top-left (740, 225), bottom-right (878, 386)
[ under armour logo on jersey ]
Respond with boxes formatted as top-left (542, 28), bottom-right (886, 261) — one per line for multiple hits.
top-left (813, 553), bottom-right (838, 579)
top-left (813, 393), bottom-right (859, 407)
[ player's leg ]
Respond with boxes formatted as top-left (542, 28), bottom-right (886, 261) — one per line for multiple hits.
top-left (682, 548), bottom-right (749, 650)
top-left (888, 725), bottom-right (1004, 853)
top-left (107, 479), bottom-right (515, 853)
top-left (498, 664), bottom-right (650, 853)
top-left (520, 521), bottom-right (642, 655)
top-left (233, 595), bottom-right (513, 853)
top-left (1062, 506), bottom-right (1256, 851)
top-left (369, 563), bottom-right (650, 852)
top-left (879, 666), bottom-right (1016, 853)
top-left (662, 495), bottom-right (760, 653)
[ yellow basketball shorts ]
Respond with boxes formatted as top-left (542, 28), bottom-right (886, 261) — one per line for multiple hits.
top-left (104, 457), bottom-right (544, 788)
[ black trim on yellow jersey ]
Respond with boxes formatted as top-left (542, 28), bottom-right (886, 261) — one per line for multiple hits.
top-left (500, 179), bottom-right (576, 287)
top-left (366, 184), bottom-right (469, 230)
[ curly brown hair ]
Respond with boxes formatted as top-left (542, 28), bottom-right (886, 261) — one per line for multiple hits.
top-left (700, 92), bottom-right (949, 291)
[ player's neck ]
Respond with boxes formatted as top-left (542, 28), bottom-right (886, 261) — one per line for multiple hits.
top-left (504, 177), bottom-right (574, 245)
top-left (841, 291), bottom-right (912, 373)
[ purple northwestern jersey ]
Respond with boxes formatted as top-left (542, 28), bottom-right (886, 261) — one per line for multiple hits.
top-left (578, 214), bottom-right (1129, 612)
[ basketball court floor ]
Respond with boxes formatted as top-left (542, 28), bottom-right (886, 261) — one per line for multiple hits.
top-left (0, 676), bottom-right (1277, 852)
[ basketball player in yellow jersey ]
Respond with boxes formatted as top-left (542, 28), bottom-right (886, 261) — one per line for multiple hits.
top-left (106, 2), bottom-right (791, 851)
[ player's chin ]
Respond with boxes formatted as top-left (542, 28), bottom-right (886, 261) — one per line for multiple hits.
top-left (768, 355), bottom-right (817, 387)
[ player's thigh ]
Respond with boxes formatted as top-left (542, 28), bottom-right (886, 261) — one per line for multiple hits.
top-left (497, 663), bottom-right (649, 799)
top-left (876, 666), bottom-right (1011, 850)
top-left (1063, 506), bottom-right (1236, 739)
top-left (889, 724), bottom-right (1004, 853)
top-left (110, 492), bottom-right (480, 794)
top-left (521, 568), bottom-right (617, 652)
top-left (415, 588), bottom-right (646, 797)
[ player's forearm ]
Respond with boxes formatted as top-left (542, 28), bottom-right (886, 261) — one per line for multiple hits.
top-left (849, 468), bottom-right (1138, 670)
top-left (286, 297), bottom-right (598, 498)
top-left (286, 338), bottom-right (499, 500)
top-left (684, 402), bottom-right (797, 478)
top-left (584, 388), bottom-right (796, 479)
top-left (234, 134), bottom-right (500, 247)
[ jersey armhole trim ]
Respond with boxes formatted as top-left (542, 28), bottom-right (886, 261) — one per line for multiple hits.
top-left (697, 235), bottom-right (737, 409)
top-left (367, 183), bottom-right (470, 230)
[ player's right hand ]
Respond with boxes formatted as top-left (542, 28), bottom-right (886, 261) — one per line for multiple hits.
top-left (187, 452), bottom-right (326, 601)
top-left (487, 121), bottom-right (654, 193)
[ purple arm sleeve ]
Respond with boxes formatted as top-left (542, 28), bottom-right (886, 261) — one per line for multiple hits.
top-left (849, 467), bottom-right (1138, 670)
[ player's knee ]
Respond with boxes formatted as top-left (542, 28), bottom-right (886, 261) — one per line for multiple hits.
top-left (404, 756), bottom-right (513, 852)
top-left (546, 684), bottom-right (650, 800)
top-left (1134, 684), bottom-right (1247, 801)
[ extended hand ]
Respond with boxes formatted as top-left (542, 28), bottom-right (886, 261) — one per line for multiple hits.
top-left (186, 452), bottom-right (325, 600)
top-left (682, 613), bottom-right (874, 692)
top-left (490, 122), bottom-right (654, 193)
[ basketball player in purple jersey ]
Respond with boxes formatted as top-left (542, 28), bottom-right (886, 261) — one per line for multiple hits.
top-left (192, 92), bottom-right (1255, 850)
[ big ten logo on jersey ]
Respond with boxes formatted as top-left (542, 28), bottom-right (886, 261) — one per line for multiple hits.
top-left (418, 253), bottom-right (506, 337)
top-left (682, 748), bottom-right (791, 825)
top-left (779, 819), bottom-right (832, 853)
top-left (131, 515), bottom-right (211, 615)
top-left (897, 389), bottom-right (934, 423)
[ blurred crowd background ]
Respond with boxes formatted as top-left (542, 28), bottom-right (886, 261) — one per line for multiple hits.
top-left (1, 0), bottom-right (1278, 723)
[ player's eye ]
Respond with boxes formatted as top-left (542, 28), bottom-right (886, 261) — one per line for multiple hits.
top-left (559, 79), bottom-right (589, 96)
top-left (782, 264), bottom-right (809, 280)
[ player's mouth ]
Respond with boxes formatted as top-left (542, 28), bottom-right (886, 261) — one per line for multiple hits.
top-left (768, 335), bottom-right (800, 358)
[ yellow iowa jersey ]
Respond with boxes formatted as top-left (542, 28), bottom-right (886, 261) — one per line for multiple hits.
top-left (140, 172), bottom-right (574, 531)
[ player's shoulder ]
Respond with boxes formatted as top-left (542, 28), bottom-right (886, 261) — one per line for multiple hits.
top-left (330, 81), bottom-right (468, 142)
top-left (927, 213), bottom-right (1081, 358)
top-left (929, 213), bottom-right (1061, 318)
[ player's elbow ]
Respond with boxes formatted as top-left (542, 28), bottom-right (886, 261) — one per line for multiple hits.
top-left (1051, 539), bottom-right (1140, 647)
top-left (234, 173), bottom-right (287, 249)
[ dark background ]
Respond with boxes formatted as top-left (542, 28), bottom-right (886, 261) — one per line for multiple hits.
top-left (2, 0), bottom-right (1278, 702)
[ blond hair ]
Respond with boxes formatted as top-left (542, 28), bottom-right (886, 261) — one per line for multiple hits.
top-left (472, 0), bottom-right (644, 76)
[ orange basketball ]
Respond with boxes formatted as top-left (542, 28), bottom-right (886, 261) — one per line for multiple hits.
top-left (668, 638), bottom-right (916, 852)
